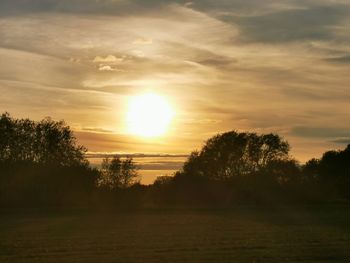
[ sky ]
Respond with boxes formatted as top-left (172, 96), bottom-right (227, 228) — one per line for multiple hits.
top-left (1, 0), bottom-right (350, 162)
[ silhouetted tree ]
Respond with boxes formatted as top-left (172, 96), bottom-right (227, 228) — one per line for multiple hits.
top-left (154, 131), bottom-right (301, 206)
top-left (0, 113), bottom-right (97, 207)
top-left (153, 176), bottom-right (173, 186)
top-left (181, 131), bottom-right (291, 180)
top-left (98, 156), bottom-right (140, 189)
top-left (121, 157), bottom-right (140, 188)
top-left (3, 111), bottom-right (350, 207)
top-left (0, 112), bottom-right (87, 167)
top-left (303, 144), bottom-right (350, 199)
top-left (303, 158), bottom-right (320, 180)
top-left (262, 159), bottom-right (301, 184)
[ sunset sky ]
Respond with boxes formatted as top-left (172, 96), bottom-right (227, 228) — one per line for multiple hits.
top-left (1, 0), bottom-right (350, 162)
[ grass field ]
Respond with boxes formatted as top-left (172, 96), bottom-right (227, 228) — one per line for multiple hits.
top-left (1, 206), bottom-right (350, 262)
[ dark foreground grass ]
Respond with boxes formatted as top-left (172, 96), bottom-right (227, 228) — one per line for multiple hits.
top-left (1, 205), bottom-right (350, 262)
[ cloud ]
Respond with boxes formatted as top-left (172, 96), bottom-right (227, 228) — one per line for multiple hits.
top-left (330, 138), bottom-right (350, 144)
top-left (0, 0), bottom-right (135, 17)
top-left (98, 65), bottom-right (118, 71)
top-left (290, 126), bottom-right (350, 138)
top-left (93, 55), bottom-right (123, 63)
top-left (1, 0), bottom-right (350, 161)
top-left (82, 127), bottom-right (115, 133)
top-left (133, 37), bottom-right (153, 45)
top-left (326, 55), bottom-right (350, 63)
top-left (86, 152), bottom-right (188, 158)
top-left (184, 2), bottom-right (193, 8)
top-left (229, 5), bottom-right (349, 43)
top-left (75, 130), bottom-right (196, 154)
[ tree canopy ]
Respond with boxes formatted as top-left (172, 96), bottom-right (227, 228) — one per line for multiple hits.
top-left (181, 131), bottom-right (291, 180)
top-left (0, 112), bottom-right (87, 167)
top-left (303, 144), bottom-right (350, 199)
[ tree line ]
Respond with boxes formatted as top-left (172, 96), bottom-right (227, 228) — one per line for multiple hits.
top-left (0, 112), bottom-right (349, 208)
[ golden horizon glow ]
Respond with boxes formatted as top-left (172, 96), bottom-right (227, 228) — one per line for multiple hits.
top-left (127, 93), bottom-right (174, 138)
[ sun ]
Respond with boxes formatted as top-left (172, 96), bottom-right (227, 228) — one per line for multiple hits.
top-left (127, 93), bottom-right (174, 137)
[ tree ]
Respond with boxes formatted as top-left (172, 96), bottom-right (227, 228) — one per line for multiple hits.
top-left (0, 113), bottom-right (97, 207)
top-left (153, 176), bottom-right (173, 187)
top-left (98, 156), bottom-right (140, 189)
top-left (0, 113), bottom-right (87, 167)
top-left (120, 157), bottom-right (140, 188)
top-left (181, 131), bottom-right (290, 180)
top-left (262, 159), bottom-right (300, 184)
top-left (303, 158), bottom-right (320, 180)
top-left (98, 156), bottom-right (122, 189)
top-left (303, 145), bottom-right (350, 182)
top-left (303, 144), bottom-right (350, 199)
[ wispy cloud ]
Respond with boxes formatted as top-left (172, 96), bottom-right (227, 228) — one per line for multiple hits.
top-left (326, 55), bottom-right (350, 63)
top-left (133, 37), bottom-right (153, 45)
top-left (93, 55), bottom-right (124, 63)
top-left (290, 126), bottom-right (350, 139)
top-left (0, 0), bottom-right (350, 160)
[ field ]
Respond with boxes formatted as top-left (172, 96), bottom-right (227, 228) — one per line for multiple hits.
top-left (1, 206), bottom-right (350, 262)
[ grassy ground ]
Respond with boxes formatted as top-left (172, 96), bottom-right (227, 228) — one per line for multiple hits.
top-left (1, 205), bottom-right (350, 262)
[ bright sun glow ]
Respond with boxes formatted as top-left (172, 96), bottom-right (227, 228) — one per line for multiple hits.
top-left (127, 93), bottom-right (174, 137)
